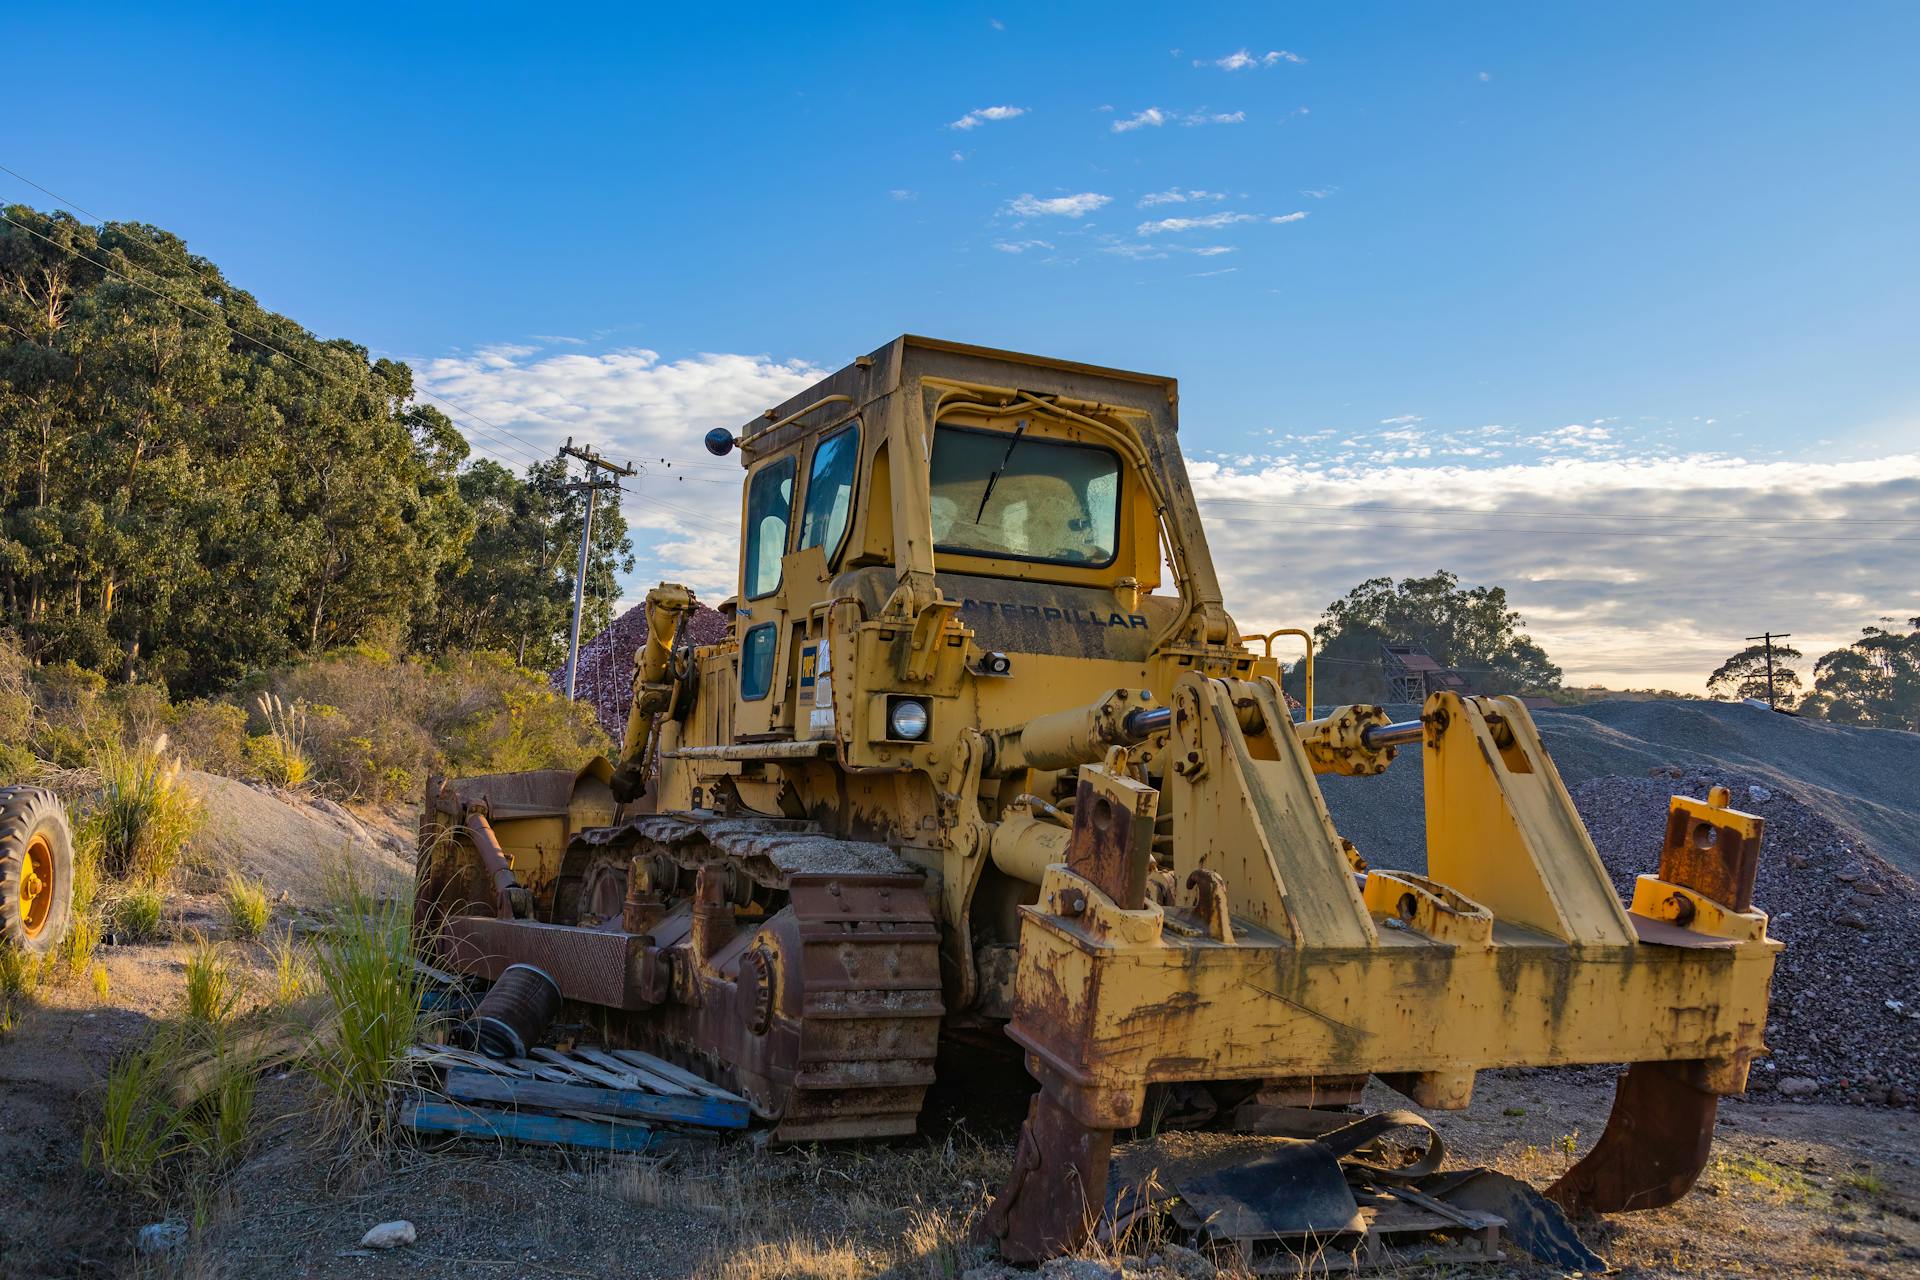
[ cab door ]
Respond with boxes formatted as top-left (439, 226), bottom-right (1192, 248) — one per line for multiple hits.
top-left (734, 425), bottom-right (862, 739)
top-left (734, 453), bottom-right (797, 739)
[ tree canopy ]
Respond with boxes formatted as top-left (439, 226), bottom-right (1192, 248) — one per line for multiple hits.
top-left (1310, 570), bottom-right (1562, 703)
top-left (1707, 642), bottom-right (1804, 706)
top-left (0, 206), bottom-right (631, 694)
top-left (1800, 618), bottom-right (1920, 731)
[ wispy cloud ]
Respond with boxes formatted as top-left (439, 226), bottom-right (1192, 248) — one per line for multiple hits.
top-left (1300, 187), bottom-right (1337, 199)
top-left (949, 104), bottom-right (1027, 130)
top-left (1139, 189), bottom-right (1229, 207)
top-left (1112, 107), bottom-right (1169, 133)
top-left (1136, 210), bottom-right (1307, 234)
top-left (1191, 266), bottom-right (1240, 277)
top-left (1113, 107), bottom-right (1245, 132)
top-left (992, 239), bottom-right (1054, 254)
top-left (1007, 192), bottom-right (1111, 218)
top-left (1200, 49), bottom-right (1304, 70)
top-left (889, 189), bottom-right (917, 201)
top-left (1380, 414), bottom-right (1425, 426)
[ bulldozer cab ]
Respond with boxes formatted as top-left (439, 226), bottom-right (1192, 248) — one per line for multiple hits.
top-left (715, 336), bottom-right (1246, 747)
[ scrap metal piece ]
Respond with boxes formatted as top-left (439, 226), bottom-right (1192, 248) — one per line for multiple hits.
top-left (1425, 1168), bottom-right (1606, 1272)
top-left (1178, 1143), bottom-right (1364, 1241)
top-left (1548, 1059), bottom-right (1719, 1213)
top-left (465, 963), bottom-right (562, 1059)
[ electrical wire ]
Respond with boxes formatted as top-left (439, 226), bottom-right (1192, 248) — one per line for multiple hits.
top-left (1199, 493), bottom-right (1920, 529)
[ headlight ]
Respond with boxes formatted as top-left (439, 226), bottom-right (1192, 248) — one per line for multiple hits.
top-left (887, 698), bottom-right (930, 741)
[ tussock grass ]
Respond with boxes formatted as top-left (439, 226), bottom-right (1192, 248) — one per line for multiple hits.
top-left (94, 735), bottom-right (202, 883)
top-left (184, 937), bottom-right (243, 1025)
top-left (113, 882), bottom-right (167, 941)
top-left (89, 1017), bottom-right (264, 1204)
top-left (58, 818), bottom-right (105, 972)
top-left (0, 945), bottom-right (44, 998)
top-left (221, 871), bottom-right (271, 940)
top-left (307, 863), bottom-right (428, 1146)
top-left (90, 963), bottom-right (110, 1000)
top-left (266, 931), bottom-right (313, 1005)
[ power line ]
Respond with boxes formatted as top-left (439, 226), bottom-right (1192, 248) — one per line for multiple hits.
top-left (0, 181), bottom-right (556, 469)
top-left (1200, 493), bottom-right (1920, 529)
top-left (1198, 506), bottom-right (1920, 545)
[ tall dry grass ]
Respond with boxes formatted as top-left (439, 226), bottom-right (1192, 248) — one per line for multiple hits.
top-left (92, 735), bottom-right (202, 883)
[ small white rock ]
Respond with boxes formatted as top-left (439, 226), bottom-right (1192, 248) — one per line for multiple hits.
top-left (1888, 999), bottom-right (1906, 1013)
top-left (1747, 784), bottom-right (1773, 803)
top-left (1777, 1076), bottom-right (1819, 1097)
top-left (360, 1220), bottom-right (417, 1250)
top-left (137, 1222), bottom-right (187, 1255)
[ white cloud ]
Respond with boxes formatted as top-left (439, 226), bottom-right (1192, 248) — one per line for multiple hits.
top-left (1478, 70), bottom-right (1492, 82)
top-left (1189, 111), bottom-right (1246, 125)
top-left (1190, 246), bottom-right (1236, 256)
top-left (992, 239), bottom-right (1054, 254)
top-left (1301, 187), bottom-right (1336, 199)
top-left (1007, 192), bottom-right (1111, 217)
top-left (1112, 107), bottom-right (1169, 133)
top-left (1201, 49), bottom-right (1304, 70)
top-left (1189, 446), bottom-right (1920, 692)
top-left (1136, 211), bottom-right (1257, 233)
top-left (1270, 211), bottom-right (1308, 224)
top-left (1191, 267), bottom-right (1239, 277)
top-left (1380, 414), bottom-right (1424, 426)
top-left (1139, 189), bottom-right (1228, 207)
top-left (990, 17), bottom-right (1005, 30)
top-left (949, 105), bottom-right (1027, 130)
top-left (889, 189), bottom-right (917, 201)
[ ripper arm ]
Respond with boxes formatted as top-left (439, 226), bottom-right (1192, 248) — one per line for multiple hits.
top-left (610, 583), bottom-right (695, 803)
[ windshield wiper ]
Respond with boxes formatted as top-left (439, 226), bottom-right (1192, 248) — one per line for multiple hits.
top-left (973, 418), bottom-right (1028, 523)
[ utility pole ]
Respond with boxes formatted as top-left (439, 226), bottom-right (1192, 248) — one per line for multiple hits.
top-left (1745, 631), bottom-right (1792, 710)
top-left (561, 440), bottom-right (636, 700)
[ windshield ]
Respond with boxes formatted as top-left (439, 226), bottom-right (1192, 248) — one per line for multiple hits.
top-left (929, 425), bottom-right (1120, 566)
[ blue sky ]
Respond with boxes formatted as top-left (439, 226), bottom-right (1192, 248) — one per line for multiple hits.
top-left (7, 3), bottom-right (1918, 689)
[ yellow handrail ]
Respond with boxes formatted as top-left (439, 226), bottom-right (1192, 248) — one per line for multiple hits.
top-left (1260, 628), bottom-right (1315, 715)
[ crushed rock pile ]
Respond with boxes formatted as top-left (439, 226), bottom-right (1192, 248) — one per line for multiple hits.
top-left (1571, 770), bottom-right (1920, 1109)
top-left (552, 599), bottom-right (729, 739)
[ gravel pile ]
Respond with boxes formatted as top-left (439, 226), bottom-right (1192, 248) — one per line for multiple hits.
top-left (552, 599), bottom-right (729, 739)
top-left (1572, 769), bottom-right (1920, 1108)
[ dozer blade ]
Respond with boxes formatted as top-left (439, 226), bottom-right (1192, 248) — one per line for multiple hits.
top-left (1547, 1059), bottom-right (1719, 1213)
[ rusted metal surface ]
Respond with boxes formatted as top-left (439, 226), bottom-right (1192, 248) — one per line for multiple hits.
top-left (467, 963), bottom-right (562, 1058)
top-left (465, 813), bottom-right (525, 920)
top-left (1660, 786), bottom-right (1763, 912)
top-left (985, 1088), bottom-right (1115, 1263)
top-left (1064, 764), bottom-right (1155, 909)
top-left (1547, 1059), bottom-right (1719, 1213)
top-left (441, 916), bottom-right (665, 1010)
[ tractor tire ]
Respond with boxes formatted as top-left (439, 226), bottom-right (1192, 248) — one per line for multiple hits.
top-left (0, 786), bottom-right (73, 955)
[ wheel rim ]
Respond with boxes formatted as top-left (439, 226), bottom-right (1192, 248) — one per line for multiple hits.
top-left (20, 832), bottom-right (54, 937)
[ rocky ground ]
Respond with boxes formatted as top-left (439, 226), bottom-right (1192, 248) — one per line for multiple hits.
top-left (1571, 769), bottom-right (1920, 1108)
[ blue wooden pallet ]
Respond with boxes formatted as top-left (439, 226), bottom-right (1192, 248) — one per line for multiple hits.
top-left (402, 1099), bottom-right (664, 1152)
top-left (404, 1042), bottom-right (752, 1151)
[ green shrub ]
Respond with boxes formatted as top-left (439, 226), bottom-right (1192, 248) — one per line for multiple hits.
top-left (221, 872), bottom-right (271, 940)
top-left (93, 736), bottom-right (202, 882)
top-left (112, 883), bottom-right (166, 941)
top-left (169, 700), bottom-right (250, 775)
top-left (58, 818), bottom-right (105, 971)
top-left (247, 693), bottom-right (311, 788)
top-left (0, 946), bottom-right (44, 998)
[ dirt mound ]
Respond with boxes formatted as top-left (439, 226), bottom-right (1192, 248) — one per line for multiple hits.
top-left (186, 771), bottom-right (413, 904)
top-left (1575, 770), bottom-right (1920, 1106)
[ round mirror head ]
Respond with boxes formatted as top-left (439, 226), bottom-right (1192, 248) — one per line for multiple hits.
top-left (703, 427), bottom-right (736, 457)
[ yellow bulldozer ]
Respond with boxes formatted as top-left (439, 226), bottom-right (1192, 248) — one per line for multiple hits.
top-left (417, 336), bottom-right (1779, 1259)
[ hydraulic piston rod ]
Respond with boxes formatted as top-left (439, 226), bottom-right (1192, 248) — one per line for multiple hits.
top-left (1361, 719), bottom-right (1424, 750)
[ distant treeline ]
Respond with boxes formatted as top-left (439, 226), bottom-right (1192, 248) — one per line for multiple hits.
top-left (0, 206), bottom-right (631, 696)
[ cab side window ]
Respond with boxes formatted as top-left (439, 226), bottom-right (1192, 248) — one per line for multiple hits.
top-left (797, 425), bottom-right (857, 562)
top-left (742, 456), bottom-right (796, 598)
